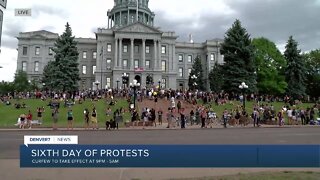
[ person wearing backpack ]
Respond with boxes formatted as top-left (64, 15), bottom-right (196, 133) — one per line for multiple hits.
top-left (91, 107), bottom-right (98, 130)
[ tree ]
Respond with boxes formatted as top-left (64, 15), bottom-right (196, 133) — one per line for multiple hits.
top-left (0, 81), bottom-right (14, 95)
top-left (43, 23), bottom-right (80, 92)
top-left (42, 61), bottom-right (56, 90)
top-left (252, 37), bottom-right (287, 95)
top-left (188, 56), bottom-right (205, 91)
top-left (284, 36), bottom-right (307, 99)
top-left (209, 63), bottom-right (224, 93)
top-left (13, 70), bottom-right (30, 92)
top-left (220, 19), bottom-right (256, 93)
top-left (303, 49), bottom-right (320, 99)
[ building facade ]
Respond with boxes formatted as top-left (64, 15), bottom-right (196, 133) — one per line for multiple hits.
top-left (16, 0), bottom-right (223, 90)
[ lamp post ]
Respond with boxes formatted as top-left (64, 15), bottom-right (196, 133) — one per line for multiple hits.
top-left (238, 82), bottom-right (248, 111)
top-left (116, 78), bottom-right (120, 91)
top-left (95, 81), bottom-right (100, 91)
top-left (191, 75), bottom-right (197, 91)
top-left (130, 79), bottom-right (140, 109)
top-left (122, 73), bottom-right (129, 89)
top-left (158, 79), bottom-right (161, 90)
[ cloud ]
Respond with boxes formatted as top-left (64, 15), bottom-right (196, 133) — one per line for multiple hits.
top-left (31, 5), bottom-right (69, 18)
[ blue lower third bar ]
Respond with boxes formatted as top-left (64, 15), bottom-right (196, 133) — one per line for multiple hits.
top-left (20, 145), bottom-right (320, 168)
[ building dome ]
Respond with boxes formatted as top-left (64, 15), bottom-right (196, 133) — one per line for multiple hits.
top-left (107, 0), bottom-right (155, 28)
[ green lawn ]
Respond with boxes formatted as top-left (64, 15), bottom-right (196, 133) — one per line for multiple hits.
top-left (173, 171), bottom-right (320, 180)
top-left (0, 98), bottom-right (131, 128)
top-left (0, 98), bottom-right (318, 128)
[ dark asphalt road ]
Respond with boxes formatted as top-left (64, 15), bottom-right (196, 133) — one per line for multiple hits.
top-left (1, 127), bottom-right (319, 159)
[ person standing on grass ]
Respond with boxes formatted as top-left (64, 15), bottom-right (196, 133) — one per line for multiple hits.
top-left (200, 108), bottom-right (207, 128)
top-left (84, 108), bottom-right (90, 130)
top-left (37, 107), bottom-right (44, 124)
top-left (67, 108), bottom-right (73, 130)
top-left (26, 110), bottom-right (33, 129)
top-left (52, 107), bottom-right (59, 130)
top-left (91, 107), bottom-right (98, 130)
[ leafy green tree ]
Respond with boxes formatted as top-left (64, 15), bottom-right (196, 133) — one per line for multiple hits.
top-left (0, 81), bottom-right (14, 95)
top-left (220, 19), bottom-right (256, 93)
top-left (13, 70), bottom-right (30, 92)
top-left (43, 23), bottom-right (80, 92)
top-left (303, 49), bottom-right (320, 99)
top-left (252, 37), bottom-right (287, 95)
top-left (209, 63), bottom-right (224, 93)
top-left (42, 61), bottom-right (56, 90)
top-left (188, 56), bottom-right (205, 91)
top-left (284, 36), bottom-right (307, 99)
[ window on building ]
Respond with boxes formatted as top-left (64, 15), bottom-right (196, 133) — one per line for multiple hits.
top-left (106, 59), bottom-right (112, 70)
top-left (93, 52), bottom-right (97, 59)
top-left (146, 46), bottom-right (150, 54)
top-left (34, 61), bottom-right (39, 72)
top-left (134, 45), bottom-right (139, 53)
top-left (22, 62), bottom-right (27, 72)
top-left (123, 45), bottom-right (128, 53)
top-left (93, 66), bottom-right (96, 75)
top-left (161, 46), bottom-right (166, 54)
top-left (211, 53), bottom-right (215, 61)
top-left (107, 44), bottom-right (112, 52)
top-left (161, 78), bottom-right (166, 88)
top-left (145, 60), bottom-right (150, 69)
top-left (179, 68), bottom-right (183, 77)
top-left (82, 65), bottom-right (87, 74)
top-left (188, 55), bottom-right (192, 63)
top-left (161, 61), bottom-right (166, 71)
top-left (178, 54), bottom-right (183, 62)
top-left (188, 68), bottom-right (192, 76)
top-left (83, 51), bottom-right (87, 59)
top-left (123, 59), bottom-right (128, 68)
top-left (134, 60), bottom-right (139, 68)
top-left (35, 47), bottom-right (40, 55)
top-left (106, 78), bottom-right (111, 88)
top-left (22, 47), bottom-right (28, 55)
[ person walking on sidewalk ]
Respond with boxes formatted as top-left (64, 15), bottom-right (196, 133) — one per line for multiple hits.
top-left (180, 108), bottom-right (186, 129)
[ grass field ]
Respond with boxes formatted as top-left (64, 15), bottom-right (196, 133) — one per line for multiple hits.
top-left (174, 171), bottom-right (320, 180)
top-left (0, 98), bottom-right (131, 128)
top-left (0, 98), bottom-right (318, 128)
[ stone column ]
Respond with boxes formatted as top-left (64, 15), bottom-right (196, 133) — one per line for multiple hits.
top-left (120, 11), bottom-right (122, 26)
top-left (130, 38), bottom-right (134, 70)
top-left (113, 14), bottom-right (116, 26)
top-left (127, 9), bottom-right (130, 24)
top-left (142, 39), bottom-right (146, 70)
top-left (114, 38), bottom-right (118, 67)
top-left (119, 38), bottom-right (123, 68)
top-left (158, 40), bottom-right (162, 70)
top-left (153, 40), bottom-right (157, 70)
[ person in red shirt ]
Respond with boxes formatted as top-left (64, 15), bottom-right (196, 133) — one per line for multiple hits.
top-left (26, 110), bottom-right (33, 129)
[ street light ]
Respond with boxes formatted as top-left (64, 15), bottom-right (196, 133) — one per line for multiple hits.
top-left (158, 79), bottom-right (161, 90)
top-left (95, 81), bottom-right (100, 91)
top-left (130, 79), bottom-right (140, 109)
top-left (122, 73), bottom-right (129, 89)
top-left (238, 82), bottom-right (248, 111)
top-left (116, 78), bottom-right (120, 91)
top-left (191, 75), bottom-right (197, 90)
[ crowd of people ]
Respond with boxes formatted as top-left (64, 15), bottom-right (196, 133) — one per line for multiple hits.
top-left (1, 88), bottom-right (320, 130)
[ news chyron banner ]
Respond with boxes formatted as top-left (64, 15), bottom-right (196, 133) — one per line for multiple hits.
top-left (20, 136), bottom-right (320, 168)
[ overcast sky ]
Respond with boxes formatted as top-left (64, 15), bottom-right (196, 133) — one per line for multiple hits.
top-left (0, 0), bottom-right (320, 81)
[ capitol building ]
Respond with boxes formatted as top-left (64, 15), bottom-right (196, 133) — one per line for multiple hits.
top-left (16, 0), bottom-right (223, 90)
